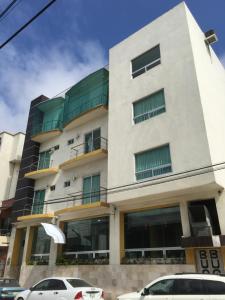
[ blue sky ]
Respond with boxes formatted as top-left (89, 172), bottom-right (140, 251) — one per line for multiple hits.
top-left (0, 0), bottom-right (224, 132)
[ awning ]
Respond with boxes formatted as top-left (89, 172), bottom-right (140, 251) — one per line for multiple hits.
top-left (41, 223), bottom-right (65, 244)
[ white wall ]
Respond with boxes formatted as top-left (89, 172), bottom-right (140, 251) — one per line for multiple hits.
top-left (108, 2), bottom-right (217, 205)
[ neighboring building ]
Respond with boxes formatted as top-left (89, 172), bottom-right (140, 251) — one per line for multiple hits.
top-left (0, 131), bottom-right (25, 276)
top-left (4, 2), bottom-right (225, 299)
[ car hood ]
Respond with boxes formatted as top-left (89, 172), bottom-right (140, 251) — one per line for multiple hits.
top-left (118, 292), bottom-right (140, 299)
top-left (15, 289), bottom-right (30, 299)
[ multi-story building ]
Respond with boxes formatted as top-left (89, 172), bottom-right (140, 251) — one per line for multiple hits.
top-left (0, 131), bottom-right (25, 275)
top-left (5, 2), bottom-right (225, 299)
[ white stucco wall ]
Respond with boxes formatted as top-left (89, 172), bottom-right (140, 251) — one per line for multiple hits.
top-left (108, 2), bottom-right (217, 204)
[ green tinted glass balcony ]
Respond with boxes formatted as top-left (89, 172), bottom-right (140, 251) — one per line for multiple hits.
top-left (32, 119), bottom-right (62, 136)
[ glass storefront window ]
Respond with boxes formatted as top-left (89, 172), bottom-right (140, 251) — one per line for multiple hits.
top-left (63, 217), bottom-right (109, 257)
top-left (124, 206), bottom-right (184, 263)
top-left (30, 226), bottom-right (51, 264)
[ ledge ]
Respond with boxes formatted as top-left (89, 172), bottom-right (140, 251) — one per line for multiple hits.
top-left (17, 213), bottom-right (54, 222)
top-left (24, 167), bottom-right (59, 179)
top-left (60, 149), bottom-right (107, 170)
top-left (64, 105), bottom-right (108, 131)
top-left (55, 201), bottom-right (109, 216)
top-left (31, 129), bottom-right (62, 143)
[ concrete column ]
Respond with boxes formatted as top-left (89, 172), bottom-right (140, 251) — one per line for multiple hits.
top-left (109, 206), bottom-right (122, 265)
top-left (180, 201), bottom-right (191, 237)
top-left (215, 191), bottom-right (225, 235)
top-left (4, 226), bottom-right (16, 277)
top-left (49, 219), bottom-right (62, 266)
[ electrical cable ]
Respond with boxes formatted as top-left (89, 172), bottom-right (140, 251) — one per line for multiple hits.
top-left (0, 0), bottom-right (19, 19)
top-left (0, 0), bottom-right (56, 49)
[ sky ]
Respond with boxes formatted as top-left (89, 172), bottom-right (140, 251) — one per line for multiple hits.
top-left (0, 0), bottom-right (224, 133)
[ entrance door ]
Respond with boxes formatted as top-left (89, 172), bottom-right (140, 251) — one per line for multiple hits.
top-left (196, 248), bottom-right (224, 274)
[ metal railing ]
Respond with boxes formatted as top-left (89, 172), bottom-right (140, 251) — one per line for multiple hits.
top-left (132, 58), bottom-right (161, 78)
top-left (124, 247), bottom-right (185, 264)
top-left (136, 163), bottom-right (172, 180)
top-left (64, 94), bottom-right (108, 125)
top-left (70, 137), bottom-right (108, 158)
top-left (63, 250), bottom-right (109, 259)
top-left (32, 119), bottom-right (62, 136)
top-left (134, 104), bottom-right (165, 124)
top-left (26, 158), bottom-right (53, 173)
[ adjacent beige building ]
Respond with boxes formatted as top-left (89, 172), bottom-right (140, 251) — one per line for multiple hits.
top-left (5, 2), bottom-right (225, 299)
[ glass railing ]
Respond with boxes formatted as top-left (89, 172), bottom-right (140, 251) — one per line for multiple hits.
top-left (64, 94), bottom-right (108, 126)
top-left (31, 119), bottom-right (62, 137)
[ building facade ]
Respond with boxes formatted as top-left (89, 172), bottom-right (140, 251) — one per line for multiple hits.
top-left (0, 131), bottom-right (25, 275)
top-left (5, 2), bottom-right (225, 299)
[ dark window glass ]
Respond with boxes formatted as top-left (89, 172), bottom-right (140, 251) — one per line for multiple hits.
top-left (147, 279), bottom-right (174, 295)
top-left (173, 279), bottom-right (204, 295)
top-left (67, 279), bottom-right (92, 288)
top-left (85, 128), bottom-right (101, 154)
top-left (54, 145), bottom-right (60, 150)
top-left (125, 206), bottom-right (182, 250)
top-left (132, 45), bottom-right (160, 78)
top-left (48, 280), bottom-right (67, 290)
top-left (68, 139), bottom-right (74, 145)
top-left (205, 280), bottom-right (225, 295)
top-left (31, 226), bottom-right (51, 256)
top-left (63, 217), bottom-right (109, 253)
top-left (50, 185), bottom-right (56, 191)
top-left (64, 181), bottom-right (71, 188)
top-left (32, 280), bottom-right (50, 291)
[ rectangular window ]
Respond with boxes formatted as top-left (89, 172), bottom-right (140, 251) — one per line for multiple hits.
top-left (64, 181), bottom-right (71, 188)
top-left (133, 89), bottom-right (165, 124)
top-left (54, 145), bottom-right (60, 150)
top-left (38, 151), bottom-right (51, 169)
top-left (68, 138), bottom-right (74, 145)
top-left (83, 174), bottom-right (100, 204)
top-left (131, 45), bottom-right (160, 78)
top-left (84, 128), bottom-right (101, 154)
top-left (124, 206), bottom-right (184, 263)
top-left (135, 144), bottom-right (172, 180)
top-left (32, 190), bottom-right (45, 214)
top-left (50, 185), bottom-right (56, 191)
top-left (63, 217), bottom-right (109, 256)
top-left (30, 226), bottom-right (51, 264)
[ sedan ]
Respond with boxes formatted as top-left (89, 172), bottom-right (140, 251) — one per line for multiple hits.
top-left (0, 278), bottom-right (25, 300)
top-left (15, 277), bottom-right (104, 300)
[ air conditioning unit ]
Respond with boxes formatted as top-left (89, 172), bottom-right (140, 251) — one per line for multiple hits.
top-left (205, 29), bottom-right (218, 45)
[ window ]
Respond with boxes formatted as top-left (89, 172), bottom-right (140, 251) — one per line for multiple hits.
top-left (205, 280), bottom-right (225, 294)
top-left (135, 144), bottom-right (172, 180)
top-left (83, 174), bottom-right (100, 204)
top-left (84, 128), bottom-right (101, 153)
top-left (67, 279), bottom-right (92, 288)
top-left (68, 138), bottom-right (74, 145)
top-left (147, 279), bottom-right (175, 295)
top-left (133, 90), bottom-right (165, 124)
top-left (131, 45), bottom-right (160, 78)
top-left (32, 190), bottom-right (45, 214)
top-left (48, 279), bottom-right (67, 290)
top-left (32, 280), bottom-right (51, 291)
top-left (54, 145), bottom-right (60, 150)
top-left (64, 181), bottom-right (71, 188)
top-left (38, 151), bottom-right (51, 169)
top-left (30, 226), bottom-right (50, 264)
top-left (50, 185), bottom-right (55, 191)
top-left (63, 217), bottom-right (109, 255)
top-left (173, 279), bottom-right (204, 295)
top-left (124, 206), bottom-right (183, 260)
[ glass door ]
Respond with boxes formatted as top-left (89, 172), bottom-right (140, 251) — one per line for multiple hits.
top-left (84, 128), bottom-right (101, 154)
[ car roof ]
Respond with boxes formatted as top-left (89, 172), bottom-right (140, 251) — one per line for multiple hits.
top-left (154, 274), bottom-right (225, 282)
top-left (38, 277), bottom-right (82, 281)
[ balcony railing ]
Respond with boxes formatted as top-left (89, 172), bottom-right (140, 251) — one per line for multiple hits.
top-left (31, 120), bottom-right (62, 137)
top-left (26, 158), bottom-right (53, 173)
top-left (123, 247), bottom-right (185, 264)
top-left (64, 94), bottom-right (108, 126)
top-left (70, 137), bottom-right (108, 158)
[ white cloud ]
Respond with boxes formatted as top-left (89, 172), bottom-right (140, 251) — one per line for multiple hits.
top-left (0, 40), bottom-right (107, 133)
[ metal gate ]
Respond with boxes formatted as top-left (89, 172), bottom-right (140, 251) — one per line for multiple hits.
top-left (196, 248), bottom-right (224, 274)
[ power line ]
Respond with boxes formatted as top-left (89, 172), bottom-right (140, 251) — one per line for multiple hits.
top-left (13, 160), bottom-right (225, 209)
top-left (0, 0), bottom-right (18, 19)
top-left (0, 0), bottom-right (23, 24)
top-left (0, 0), bottom-right (56, 49)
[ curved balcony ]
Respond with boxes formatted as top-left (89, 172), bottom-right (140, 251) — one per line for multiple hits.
top-left (60, 137), bottom-right (108, 170)
top-left (31, 120), bottom-right (62, 143)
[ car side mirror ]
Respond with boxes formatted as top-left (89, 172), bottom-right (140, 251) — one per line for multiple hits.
top-left (30, 287), bottom-right (35, 292)
top-left (141, 288), bottom-right (148, 296)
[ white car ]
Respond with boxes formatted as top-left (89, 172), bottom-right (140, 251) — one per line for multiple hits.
top-left (15, 277), bottom-right (104, 300)
top-left (117, 273), bottom-right (225, 300)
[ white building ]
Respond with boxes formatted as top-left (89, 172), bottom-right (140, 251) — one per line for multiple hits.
top-left (0, 131), bottom-right (25, 275)
top-left (5, 2), bottom-right (225, 299)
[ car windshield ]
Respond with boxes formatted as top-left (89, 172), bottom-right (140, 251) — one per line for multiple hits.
top-left (67, 279), bottom-right (92, 288)
top-left (0, 279), bottom-right (20, 287)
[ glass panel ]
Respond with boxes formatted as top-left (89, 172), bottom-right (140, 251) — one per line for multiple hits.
top-left (67, 279), bottom-right (92, 288)
top-left (174, 279), bottom-right (204, 295)
top-left (91, 175), bottom-right (100, 203)
top-left (84, 132), bottom-right (93, 153)
top-left (135, 144), bottom-right (171, 180)
top-left (31, 226), bottom-right (51, 255)
top-left (125, 206), bottom-right (182, 250)
top-left (32, 190), bottom-right (45, 214)
top-left (38, 151), bottom-right (51, 169)
top-left (147, 279), bottom-right (175, 295)
top-left (133, 90), bottom-right (165, 124)
top-left (132, 45), bottom-right (160, 75)
top-left (63, 217), bottom-right (109, 253)
top-left (93, 128), bottom-right (101, 150)
top-left (83, 177), bottom-right (91, 204)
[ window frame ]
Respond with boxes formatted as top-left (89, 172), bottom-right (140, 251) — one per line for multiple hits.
top-left (131, 44), bottom-right (161, 79)
top-left (132, 88), bottom-right (166, 125)
top-left (64, 180), bottom-right (71, 188)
